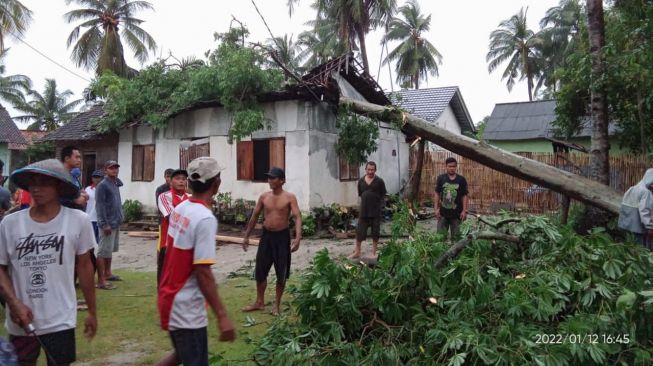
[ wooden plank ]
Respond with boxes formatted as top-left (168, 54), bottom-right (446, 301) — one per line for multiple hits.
top-left (126, 231), bottom-right (260, 245)
top-left (269, 138), bottom-right (285, 170)
top-left (143, 145), bottom-right (155, 181)
top-left (237, 141), bottom-right (254, 180)
top-left (131, 145), bottom-right (144, 181)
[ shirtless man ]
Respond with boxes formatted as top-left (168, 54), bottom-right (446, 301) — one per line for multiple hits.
top-left (242, 167), bottom-right (301, 316)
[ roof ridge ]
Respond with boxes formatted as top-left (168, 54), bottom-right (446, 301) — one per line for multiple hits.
top-left (494, 99), bottom-right (555, 106)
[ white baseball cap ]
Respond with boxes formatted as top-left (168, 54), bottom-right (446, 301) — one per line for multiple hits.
top-left (187, 157), bottom-right (224, 183)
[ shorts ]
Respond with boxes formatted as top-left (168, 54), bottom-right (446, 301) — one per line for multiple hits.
top-left (437, 216), bottom-right (461, 240)
top-left (356, 216), bottom-right (381, 241)
top-left (255, 228), bottom-right (291, 285)
top-left (91, 221), bottom-right (99, 244)
top-left (10, 328), bottom-right (75, 366)
top-left (97, 228), bottom-right (120, 258)
top-left (169, 327), bottom-right (208, 366)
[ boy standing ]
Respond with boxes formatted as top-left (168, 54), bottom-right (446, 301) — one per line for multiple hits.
top-left (0, 159), bottom-right (97, 365)
top-left (158, 157), bottom-right (235, 366)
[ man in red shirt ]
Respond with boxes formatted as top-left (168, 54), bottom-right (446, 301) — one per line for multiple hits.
top-left (156, 169), bottom-right (189, 286)
top-left (157, 157), bottom-right (235, 366)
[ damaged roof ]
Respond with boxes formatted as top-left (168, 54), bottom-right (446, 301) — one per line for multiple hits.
top-left (390, 87), bottom-right (475, 133)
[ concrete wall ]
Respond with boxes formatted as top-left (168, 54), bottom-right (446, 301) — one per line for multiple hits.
top-left (429, 105), bottom-right (463, 151)
top-left (118, 99), bottom-right (410, 212)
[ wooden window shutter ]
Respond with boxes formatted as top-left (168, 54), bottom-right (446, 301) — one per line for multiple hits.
top-left (143, 145), bottom-right (156, 181)
top-left (132, 145), bottom-right (144, 181)
top-left (349, 162), bottom-right (359, 180)
top-left (339, 156), bottom-right (350, 180)
top-left (269, 138), bottom-right (285, 170)
top-left (237, 141), bottom-right (254, 180)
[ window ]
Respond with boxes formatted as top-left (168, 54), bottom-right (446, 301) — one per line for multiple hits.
top-left (132, 145), bottom-right (155, 181)
top-left (237, 138), bottom-right (285, 181)
top-left (180, 140), bottom-right (210, 170)
top-left (339, 157), bottom-right (360, 181)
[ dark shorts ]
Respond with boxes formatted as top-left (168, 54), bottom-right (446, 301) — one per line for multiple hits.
top-left (356, 217), bottom-right (381, 241)
top-left (10, 328), bottom-right (75, 366)
top-left (255, 228), bottom-right (291, 285)
top-left (170, 327), bottom-right (208, 366)
top-left (437, 216), bottom-right (461, 239)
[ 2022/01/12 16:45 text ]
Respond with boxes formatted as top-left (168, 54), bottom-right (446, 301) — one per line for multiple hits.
top-left (534, 333), bottom-right (630, 344)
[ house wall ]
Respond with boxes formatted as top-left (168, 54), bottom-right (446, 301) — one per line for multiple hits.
top-left (426, 105), bottom-right (463, 151)
top-left (118, 99), bottom-right (410, 212)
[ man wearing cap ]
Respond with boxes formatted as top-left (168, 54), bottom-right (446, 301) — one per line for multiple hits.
top-left (60, 146), bottom-right (89, 210)
top-left (158, 157), bottom-right (235, 366)
top-left (242, 167), bottom-right (301, 316)
top-left (156, 169), bottom-right (189, 287)
top-left (95, 160), bottom-right (123, 290)
top-left (0, 159), bottom-right (97, 365)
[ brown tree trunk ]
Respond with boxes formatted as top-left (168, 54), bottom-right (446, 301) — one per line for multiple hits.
top-left (356, 25), bottom-right (370, 76)
top-left (340, 96), bottom-right (622, 215)
top-left (578, 0), bottom-right (611, 232)
top-left (407, 139), bottom-right (425, 202)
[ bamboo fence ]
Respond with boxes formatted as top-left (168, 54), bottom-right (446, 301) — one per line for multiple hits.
top-left (410, 150), bottom-right (653, 214)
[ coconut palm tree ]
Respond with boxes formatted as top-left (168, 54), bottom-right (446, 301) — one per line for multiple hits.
top-left (0, 0), bottom-right (32, 52)
top-left (266, 34), bottom-right (303, 77)
top-left (536, 0), bottom-right (583, 93)
top-left (486, 7), bottom-right (542, 101)
top-left (383, 0), bottom-right (442, 90)
top-left (64, 0), bottom-right (157, 77)
top-left (297, 16), bottom-right (350, 70)
top-left (0, 48), bottom-right (29, 106)
top-left (289, 0), bottom-right (397, 75)
top-left (13, 79), bottom-right (82, 131)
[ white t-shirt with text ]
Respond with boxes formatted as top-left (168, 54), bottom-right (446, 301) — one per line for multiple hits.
top-left (0, 207), bottom-right (96, 335)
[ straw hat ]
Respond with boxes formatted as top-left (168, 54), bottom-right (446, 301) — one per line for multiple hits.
top-left (10, 159), bottom-right (80, 199)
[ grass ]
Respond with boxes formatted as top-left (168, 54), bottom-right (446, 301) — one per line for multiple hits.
top-left (0, 270), bottom-right (288, 365)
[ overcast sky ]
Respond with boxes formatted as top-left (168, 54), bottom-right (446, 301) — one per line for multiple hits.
top-left (4, 0), bottom-right (562, 127)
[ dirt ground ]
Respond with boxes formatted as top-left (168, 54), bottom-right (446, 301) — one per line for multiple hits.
top-left (112, 218), bottom-right (439, 280)
top-left (113, 231), bottom-right (363, 281)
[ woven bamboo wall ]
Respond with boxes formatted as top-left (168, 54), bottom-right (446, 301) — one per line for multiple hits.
top-left (410, 150), bottom-right (653, 214)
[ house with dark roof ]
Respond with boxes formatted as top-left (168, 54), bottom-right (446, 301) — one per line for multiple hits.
top-left (114, 54), bottom-right (410, 211)
top-left (0, 104), bottom-right (27, 174)
top-left (389, 86), bottom-right (475, 143)
top-left (42, 103), bottom-right (118, 186)
top-left (482, 100), bottom-right (622, 154)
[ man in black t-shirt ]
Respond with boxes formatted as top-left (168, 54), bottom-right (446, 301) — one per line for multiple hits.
top-left (435, 157), bottom-right (469, 240)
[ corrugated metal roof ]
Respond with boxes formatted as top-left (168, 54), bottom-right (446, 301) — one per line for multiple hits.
top-left (389, 86), bottom-right (475, 133)
top-left (42, 103), bottom-right (105, 141)
top-left (0, 104), bottom-right (27, 144)
top-left (483, 100), bottom-right (616, 140)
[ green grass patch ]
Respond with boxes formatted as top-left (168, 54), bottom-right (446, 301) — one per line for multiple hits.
top-left (0, 271), bottom-right (289, 365)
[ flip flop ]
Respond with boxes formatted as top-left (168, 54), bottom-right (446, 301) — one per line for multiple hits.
top-left (96, 283), bottom-right (117, 290)
top-left (107, 275), bottom-right (123, 281)
top-left (77, 303), bottom-right (88, 311)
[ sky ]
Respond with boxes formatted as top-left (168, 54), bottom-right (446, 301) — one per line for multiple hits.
top-left (4, 0), bottom-right (562, 127)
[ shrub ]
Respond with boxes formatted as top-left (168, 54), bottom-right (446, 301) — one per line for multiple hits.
top-left (122, 199), bottom-right (143, 223)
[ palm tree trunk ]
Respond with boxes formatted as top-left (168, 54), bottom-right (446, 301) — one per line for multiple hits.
top-left (527, 74), bottom-right (534, 101)
top-left (578, 0), bottom-right (611, 232)
top-left (356, 25), bottom-right (371, 75)
top-left (340, 96), bottom-right (622, 214)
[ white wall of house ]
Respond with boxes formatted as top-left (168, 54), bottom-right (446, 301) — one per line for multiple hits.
top-left (429, 105), bottom-right (463, 151)
top-left (118, 99), bottom-right (410, 212)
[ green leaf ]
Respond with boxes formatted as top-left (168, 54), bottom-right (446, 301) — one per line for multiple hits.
top-left (447, 352), bottom-right (467, 366)
top-left (616, 289), bottom-right (637, 311)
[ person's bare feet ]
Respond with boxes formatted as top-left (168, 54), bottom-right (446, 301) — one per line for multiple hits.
top-left (242, 303), bottom-right (265, 312)
top-left (270, 305), bottom-right (280, 316)
top-left (348, 251), bottom-right (361, 259)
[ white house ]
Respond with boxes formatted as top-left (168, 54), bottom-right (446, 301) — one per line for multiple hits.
top-left (117, 55), bottom-right (410, 211)
top-left (389, 86), bottom-right (476, 148)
